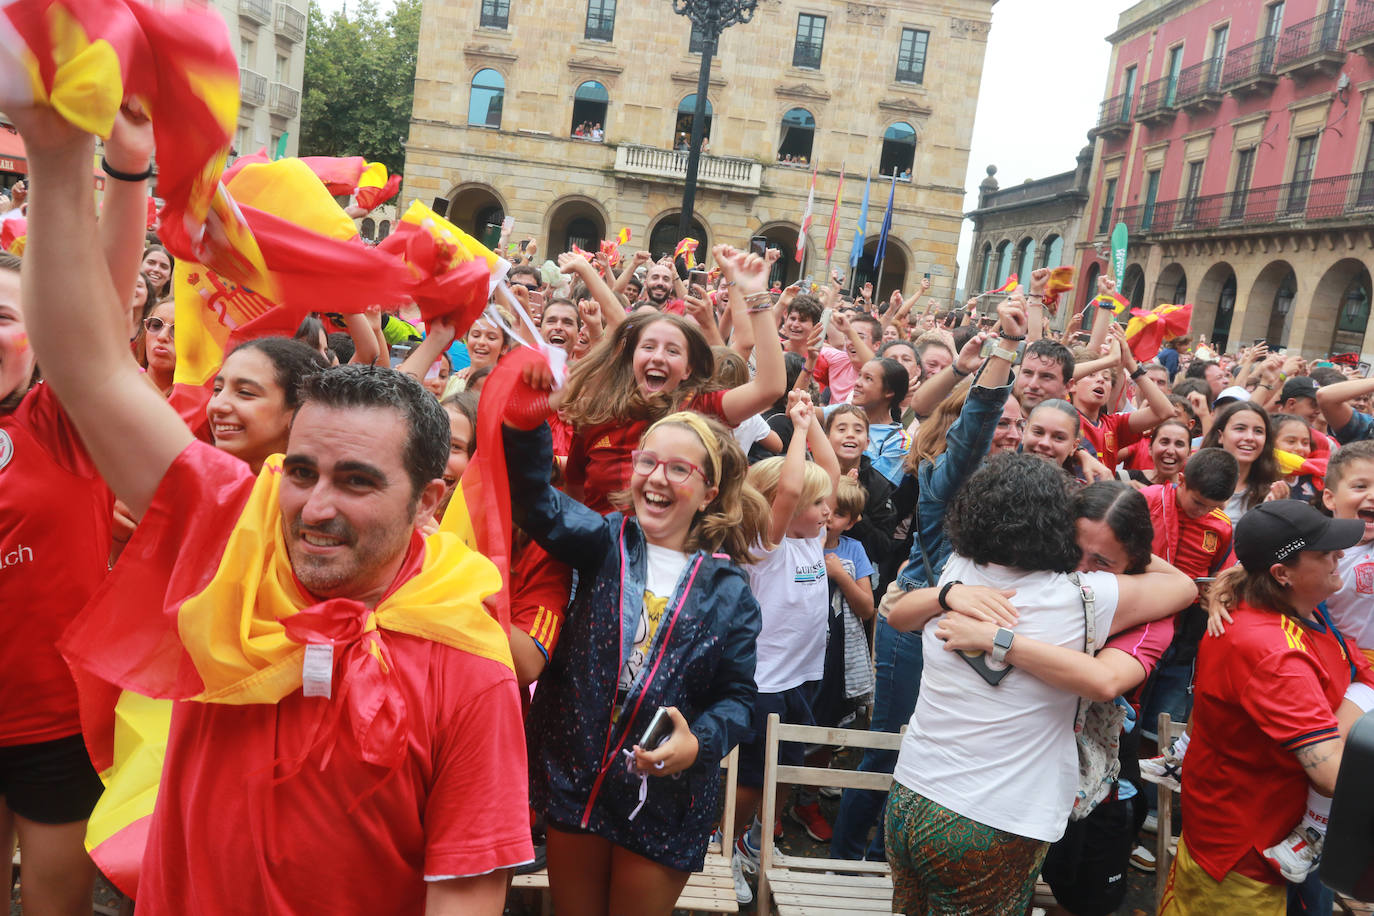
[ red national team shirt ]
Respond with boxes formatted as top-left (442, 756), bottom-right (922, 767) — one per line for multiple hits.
top-left (1142, 483), bottom-right (1234, 579)
top-left (1104, 616), bottom-right (1175, 703)
top-left (509, 538), bottom-right (570, 662)
top-left (565, 389), bottom-right (729, 515)
top-left (1077, 410), bottom-right (1142, 470)
top-left (1184, 601), bottom-right (1371, 884)
top-left (123, 444), bottom-right (532, 913)
top-left (0, 383), bottom-right (113, 745)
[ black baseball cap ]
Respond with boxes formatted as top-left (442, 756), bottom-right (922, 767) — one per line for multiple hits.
top-left (1280, 376), bottom-right (1319, 403)
top-left (1234, 500), bottom-right (1365, 573)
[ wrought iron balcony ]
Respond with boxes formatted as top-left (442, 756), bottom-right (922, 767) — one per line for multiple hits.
top-left (614, 144), bottom-right (760, 193)
top-left (1114, 171), bottom-right (1374, 236)
top-left (1276, 8), bottom-right (1346, 79)
top-left (238, 0), bottom-right (271, 25)
top-left (239, 67), bottom-right (268, 107)
top-left (1221, 35), bottom-right (1279, 96)
top-left (1348, 2), bottom-right (1374, 57)
top-left (269, 81), bottom-right (300, 118)
top-left (1174, 58), bottom-right (1223, 112)
top-left (1136, 76), bottom-right (1176, 126)
top-left (792, 40), bottom-right (822, 69)
top-left (584, 16), bottom-right (614, 41)
top-left (275, 3), bottom-right (306, 42)
top-left (1092, 92), bottom-right (1133, 139)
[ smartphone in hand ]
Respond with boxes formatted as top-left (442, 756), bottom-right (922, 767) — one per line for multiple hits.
top-left (638, 707), bottom-right (675, 751)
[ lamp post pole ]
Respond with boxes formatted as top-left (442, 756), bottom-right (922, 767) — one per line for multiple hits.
top-left (674, 0), bottom-right (757, 242)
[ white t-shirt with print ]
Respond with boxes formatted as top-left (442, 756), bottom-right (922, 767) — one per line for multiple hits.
top-left (1328, 541), bottom-right (1374, 649)
top-left (619, 544), bottom-right (689, 692)
top-left (892, 555), bottom-right (1120, 843)
top-left (733, 413), bottom-right (771, 452)
top-left (748, 534), bottom-right (828, 693)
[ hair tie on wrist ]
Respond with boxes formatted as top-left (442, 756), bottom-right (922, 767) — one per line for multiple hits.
top-left (101, 156), bottom-right (154, 183)
top-left (938, 580), bottom-right (962, 611)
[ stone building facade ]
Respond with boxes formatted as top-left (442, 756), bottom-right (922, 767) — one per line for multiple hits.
top-left (966, 147), bottom-right (1093, 330)
top-left (215, 0), bottom-right (308, 158)
top-left (1081, 0), bottom-right (1374, 359)
top-left (402, 0), bottom-right (995, 299)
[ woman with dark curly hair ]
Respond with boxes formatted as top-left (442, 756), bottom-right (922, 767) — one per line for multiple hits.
top-left (882, 455), bottom-right (1195, 915)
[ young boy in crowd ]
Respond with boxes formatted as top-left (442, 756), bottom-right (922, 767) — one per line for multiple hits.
top-left (1071, 325), bottom-right (1174, 469)
top-left (793, 476), bottom-right (876, 843)
top-left (779, 293), bottom-right (823, 359)
top-left (814, 313), bottom-right (877, 404)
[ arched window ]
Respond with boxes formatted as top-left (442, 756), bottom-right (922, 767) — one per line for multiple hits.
top-left (571, 81), bottom-right (608, 139)
top-left (1016, 238), bottom-right (1036, 281)
top-left (378, 220), bottom-right (391, 239)
top-left (1040, 234), bottom-right (1063, 268)
top-left (880, 122), bottom-right (916, 179)
top-left (778, 108), bottom-right (815, 163)
top-left (994, 240), bottom-right (1013, 286)
top-left (673, 94), bottom-right (712, 149)
top-left (1338, 274), bottom-right (1371, 333)
top-left (360, 217), bottom-right (376, 239)
top-left (1173, 274), bottom-right (1188, 305)
top-left (467, 69), bottom-right (505, 128)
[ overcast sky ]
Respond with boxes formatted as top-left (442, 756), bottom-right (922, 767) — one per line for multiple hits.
top-left (954, 0), bottom-right (1136, 287)
top-left (315, 0), bottom-right (1136, 287)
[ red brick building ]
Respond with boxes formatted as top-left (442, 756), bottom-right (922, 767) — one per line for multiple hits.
top-left (1082, 0), bottom-right (1374, 358)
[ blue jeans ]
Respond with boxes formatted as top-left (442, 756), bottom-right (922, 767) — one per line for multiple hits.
top-left (830, 615), bottom-right (924, 861)
top-left (1288, 870), bottom-right (1334, 916)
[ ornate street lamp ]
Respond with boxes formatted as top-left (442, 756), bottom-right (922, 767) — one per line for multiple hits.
top-left (673, 0), bottom-right (757, 241)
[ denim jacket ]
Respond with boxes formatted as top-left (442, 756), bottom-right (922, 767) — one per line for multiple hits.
top-left (505, 424), bottom-right (761, 871)
top-left (895, 382), bottom-right (1012, 593)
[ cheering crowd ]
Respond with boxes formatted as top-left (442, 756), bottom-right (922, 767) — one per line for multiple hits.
top-left (5, 86), bottom-right (1374, 916)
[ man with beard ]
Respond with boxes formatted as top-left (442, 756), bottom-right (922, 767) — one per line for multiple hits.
top-left (640, 260), bottom-right (686, 314)
top-left (15, 107), bottom-right (531, 914)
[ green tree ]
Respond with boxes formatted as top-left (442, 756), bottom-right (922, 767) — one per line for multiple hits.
top-left (300, 0), bottom-right (420, 176)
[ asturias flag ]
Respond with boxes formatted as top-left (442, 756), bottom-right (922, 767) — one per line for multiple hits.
top-left (849, 170), bottom-right (871, 268)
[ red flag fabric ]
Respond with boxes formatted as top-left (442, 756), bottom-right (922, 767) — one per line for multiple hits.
top-left (823, 166), bottom-right (845, 257)
top-left (616, 227), bottom-right (631, 245)
top-left (989, 274), bottom-right (1018, 295)
top-left (1124, 303), bottom-right (1193, 362)
top-left (674, 237), bottom-right (699, 270)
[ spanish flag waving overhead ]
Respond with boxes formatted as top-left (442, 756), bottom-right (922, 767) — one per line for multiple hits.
top-left (1124, 303), bottom-right (1192, 362)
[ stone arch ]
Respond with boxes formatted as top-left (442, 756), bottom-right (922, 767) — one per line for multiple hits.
top-left (543, 194), bottom-right (610, 256)
top-left (756, 220), bottom-right (813, 287)
top-left (1039, 232), bottom-right (1064, 268)
top-left (1015, 236), bottom-right (1036, 283)
top-left (977, 241), bottom-right (994, 291)
top-left (645, 208), bottom-right (712, 261)
top-left (1300, 258), bottom-right (1373, 357)
top-left (1196, 261), bottom-right (1238, 353)
top-left (445, 182), bottom-right (508, 244)
top-left (853, 235), bottom-right (911, 301)
top-left (1242, 260), bottom-right (1298, 349)
top-left (1121, 263), bottom-right (1146, 312)
top-left (1154, 262), bottom-right (1188, 307)
top-left (993, 239), bottom-right (1013, 286)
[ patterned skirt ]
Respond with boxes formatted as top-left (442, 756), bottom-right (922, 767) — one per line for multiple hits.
top-left (884, 782), bottom-right (1049, 915)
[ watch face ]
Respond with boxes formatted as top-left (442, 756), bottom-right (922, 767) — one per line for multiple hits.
top-left (994, 629), bottom-right (1014, 649)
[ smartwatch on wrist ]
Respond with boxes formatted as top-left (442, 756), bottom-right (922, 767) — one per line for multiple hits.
top-left (990, 345), bottom-right (1019, 364)
top-left (1129, 365), bottom-right (1147, 381)
top-left (991, 627), bottom-right (1015, 665)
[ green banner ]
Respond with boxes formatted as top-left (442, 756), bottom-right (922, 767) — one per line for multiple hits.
top-left (1111, 222), bottom-right (1128, 282)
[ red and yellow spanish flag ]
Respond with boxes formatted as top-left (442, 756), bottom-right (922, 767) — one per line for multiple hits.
top-left (616, 226), bottom-right (631, 245)
top-left (989, 273), bottom-right (1018, 294)
top-left (1274, 448), bottom-right (1327, 487)
top-left (353, 161), bottom-right (401, 212)
top-left (675, 236), bottom-right (699, 270)
top-left (1, 217), bottom-right (26, 254)
top-left (1124, 303), bottom-right (1192, 362)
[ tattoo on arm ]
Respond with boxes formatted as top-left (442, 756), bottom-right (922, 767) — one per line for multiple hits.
top-left (1295, 742), bottom-right (1338, 770)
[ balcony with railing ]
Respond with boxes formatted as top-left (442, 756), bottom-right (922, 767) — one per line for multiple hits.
top-left (1092, 92), bottom-right (1133, 139)
top-left (240, 68), bottom-right (268, 107)
top-left (1276, 8), bottom-right (1347, 79)
top-left (1348, 2), bottom-right (1374, 57)
top-left (980, 170), bottom-right (1082, 209)
top-left (275, 3), bottom-right (306, 42)
top-left (1114, 171), bottom-right (1374, 237)
top-left (270, 82), bottom-right (300, 118)
top-left (614, 144), bottom-right (760, 193)
top-left (1136, 76), bottom-right (1176, 126)
top-left (239, 0), bottom-right (271, 25)
top-left (1174, 58), bottom-right (1223, 112)
top-left (1221, 35), bottom-right (1279, 96)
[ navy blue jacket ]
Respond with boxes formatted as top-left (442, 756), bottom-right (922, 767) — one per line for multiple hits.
top-left (506, 424), bottom-right (761, 871)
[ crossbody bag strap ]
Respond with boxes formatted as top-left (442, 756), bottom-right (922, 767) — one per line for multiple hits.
top-left (1068, 572), bottom-right (1098, 729)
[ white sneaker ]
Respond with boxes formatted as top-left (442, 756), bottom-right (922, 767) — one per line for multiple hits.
top-left (731, 847), bottom-right (756, 905)
top-left (1142, 813), bottom-right (1158, 834)
top-left (1130, 844), bottom-right (1156, 873)
top-left (1264, 826), bottom-right (1324, 883)
top-left (1139, 754), bottom-right (1183, 791)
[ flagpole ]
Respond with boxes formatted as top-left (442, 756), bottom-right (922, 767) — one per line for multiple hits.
top-left (873, 169), bottom-right (894, 303)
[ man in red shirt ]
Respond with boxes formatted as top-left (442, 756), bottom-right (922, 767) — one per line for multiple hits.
top-left (17, 108), bottom-right (530, 913)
